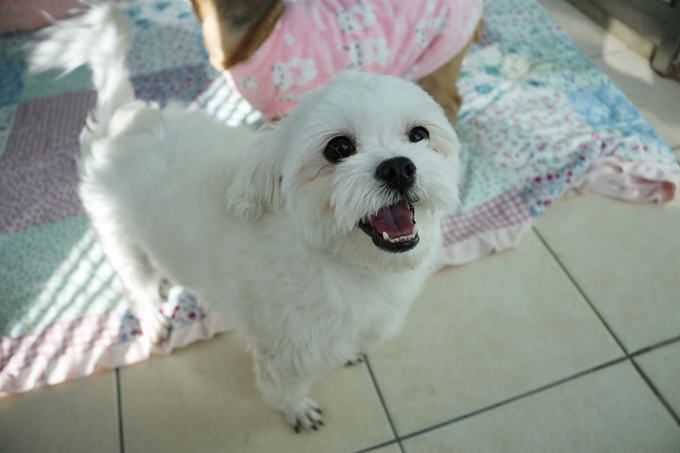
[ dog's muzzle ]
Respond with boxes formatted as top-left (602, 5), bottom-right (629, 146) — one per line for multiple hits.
top-left (357, 156), bottom-right (419, 253)
top-left (358, 199), bottom-right (419, 253)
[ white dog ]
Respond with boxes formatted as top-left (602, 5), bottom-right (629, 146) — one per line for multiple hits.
top-left (30, 4), bottom-right (461, 431)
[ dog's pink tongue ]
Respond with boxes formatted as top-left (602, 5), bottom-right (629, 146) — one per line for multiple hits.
top-left (370, 200), bottom-right (414, 238)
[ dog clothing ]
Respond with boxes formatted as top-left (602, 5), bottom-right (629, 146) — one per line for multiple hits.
top-left (224, 0), bottom-right (483, 120)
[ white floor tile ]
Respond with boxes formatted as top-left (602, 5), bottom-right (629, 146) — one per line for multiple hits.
top-left (535, 194), bottom-right (680, 351)
top-left (0, 372), bottom-right (119, 453)
top-left (636, 340), bottom-right (680, 417)
top-left (119, 334), bottom-right (394, 453)
top-left (369, 231), bottom-right (622, 435)
top-left (402, 361), bottom-right (680, 453)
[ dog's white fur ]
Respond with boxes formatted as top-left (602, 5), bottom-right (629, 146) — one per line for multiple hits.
top-left (30, 4), bottom-right (461, 431)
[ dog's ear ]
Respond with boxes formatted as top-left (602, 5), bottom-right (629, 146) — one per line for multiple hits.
top-left (226, 126), bottom-right (285, 220)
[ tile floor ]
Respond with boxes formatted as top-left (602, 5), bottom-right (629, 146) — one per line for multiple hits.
top-left (1, 1), bottom-right (679, 452)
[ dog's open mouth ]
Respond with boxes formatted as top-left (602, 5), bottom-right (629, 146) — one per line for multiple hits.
top-left (358, 200), bottom-right (419, 253)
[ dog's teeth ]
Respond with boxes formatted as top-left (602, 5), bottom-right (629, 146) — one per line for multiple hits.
top-left (413, 223), bottom-right (419, 235)
top-left (381, 230), bottom-right (419, 244)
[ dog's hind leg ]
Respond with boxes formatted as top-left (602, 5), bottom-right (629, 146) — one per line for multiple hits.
top-left (96, 227), bottom-right (171, 343)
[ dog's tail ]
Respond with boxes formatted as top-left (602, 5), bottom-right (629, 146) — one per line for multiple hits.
top-left (28, 3), bottom-right (134, 152)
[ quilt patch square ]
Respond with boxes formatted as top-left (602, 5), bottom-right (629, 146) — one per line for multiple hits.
top-left (0, 91), bottom-right (94, 234)
top-left (131, 64), bottom-right (211, 104)
top-left (21, 67), bottom-right (94, 103)
top-left (0, 59), bottom-right (24, 107)
top-left (0, 104), bottom-right (17, 157)
top-left (127, 25), bottom-right (206, 76)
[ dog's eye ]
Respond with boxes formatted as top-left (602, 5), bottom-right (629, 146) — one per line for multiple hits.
top-left (408, 126), bottom-right (429, 143)
top-left (324, 136), bottom-right (355, 163)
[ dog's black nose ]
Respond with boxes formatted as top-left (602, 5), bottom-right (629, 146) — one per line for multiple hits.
top-left (375, 157), bottom-right (416, 193)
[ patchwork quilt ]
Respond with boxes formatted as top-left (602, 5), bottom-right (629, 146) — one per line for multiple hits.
top-left (0, 0), bottom-right (678, 394)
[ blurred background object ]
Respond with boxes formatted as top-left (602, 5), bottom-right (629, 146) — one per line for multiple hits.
top-left (567, 0), bottom-right (680, 77)
top-left (0, 0), bottom-right (82, 34)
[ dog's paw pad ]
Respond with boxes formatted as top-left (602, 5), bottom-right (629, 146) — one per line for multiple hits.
top-left (345, 354), bottom-right (365, 367)
top-left (139, 312), bottom-right (172, 344)
top-left (285, 398), bottom-right (324, 433)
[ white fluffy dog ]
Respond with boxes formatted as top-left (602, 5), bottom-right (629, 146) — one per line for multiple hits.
top-left (30, 4), bottom-right (461, 431)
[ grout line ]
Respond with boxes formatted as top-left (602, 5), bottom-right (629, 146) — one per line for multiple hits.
top-left (363, 356), bottom-right (404, 453)
top-left (360, 228), bottom-right (672, 444)
top-left (534, 227), bottom-right (680, 427)
top-left (630, 334), bottom-right (680, 357)
top-left (115, 368), bottom-right (126, 453)
top-left (629, 358), bottom-right (680, 426)
top-left (353, 440), bottom-right (401, 453)
top-left (533, 228), bottom-right (630, 355)
top-left (398, 356), bottom-right (628, 442)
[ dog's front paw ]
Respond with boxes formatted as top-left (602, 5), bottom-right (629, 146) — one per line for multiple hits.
top-left (139, 311), bottom-right (172, 343)
top-left (285, 398), bottom-right (324, 433)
